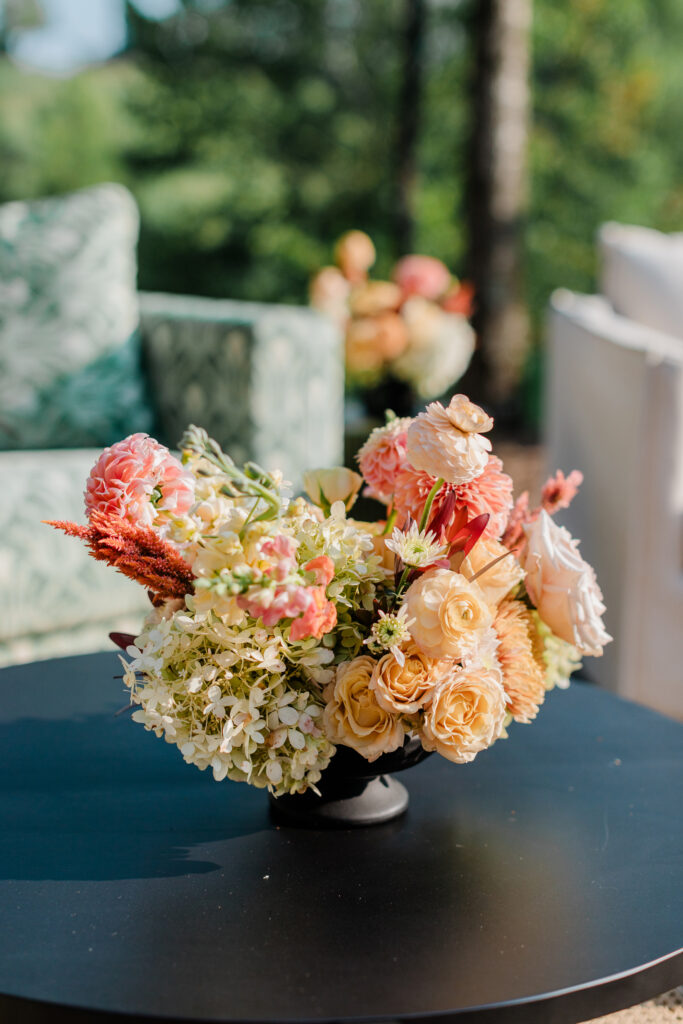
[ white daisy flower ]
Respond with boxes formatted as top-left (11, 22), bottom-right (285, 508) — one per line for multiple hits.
top-left (365, 605), bottom-right (414, 665)
top-left (385, 522), bottom-right (449, 568)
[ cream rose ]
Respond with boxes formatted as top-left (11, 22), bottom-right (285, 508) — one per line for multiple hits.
top-left (461, 536), bottom-right (525, 608)
top-left (420, 665), bottom-right (507, 763)
top-left (404, 568), bottom-right (493, 660)
top-left (521, 510), bottom-right (612, 656)
top-left (323, 656), bottom-right (405, 761)
top-left (406, 395), bottom-right (492, 485)
top-left (370, 644), bottom-right (443, 714)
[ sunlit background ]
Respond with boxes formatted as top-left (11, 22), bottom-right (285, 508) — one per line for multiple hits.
top-left (2, 0), bottom-right (682, 422)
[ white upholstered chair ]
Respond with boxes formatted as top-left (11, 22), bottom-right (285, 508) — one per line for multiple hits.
top-left (545, 224), bottom-right (683, 720)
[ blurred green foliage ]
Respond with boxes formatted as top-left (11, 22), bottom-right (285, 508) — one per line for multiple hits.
top-left (0, 0), bottom-right (681, 325)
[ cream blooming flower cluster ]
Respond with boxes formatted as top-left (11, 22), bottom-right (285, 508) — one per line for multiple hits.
top-left (52, 394), bottom-right (611, 796)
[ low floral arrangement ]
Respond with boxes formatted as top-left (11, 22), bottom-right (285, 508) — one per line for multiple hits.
top-left (48, 395), bottom-right (610, 798)
top-left (310, 230), bottom-right (475, 399)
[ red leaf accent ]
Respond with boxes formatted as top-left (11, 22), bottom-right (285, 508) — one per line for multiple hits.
top-left (110, 632), bottom-right (137, 651)
top-left (45, 513), bottom-right (195, 601)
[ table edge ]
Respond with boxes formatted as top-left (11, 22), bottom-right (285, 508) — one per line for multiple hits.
top-left (0, 947), bottom-right (680, 1024)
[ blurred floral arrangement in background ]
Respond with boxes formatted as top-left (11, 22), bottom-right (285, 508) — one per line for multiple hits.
top-left (310, 231), bottom-right (476, 401)
top-left (48, 395), bottom-right (610, 799)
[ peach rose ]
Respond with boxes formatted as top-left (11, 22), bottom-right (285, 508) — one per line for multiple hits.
top-left (404, 568), bottom-right (493, 660)
top-left (461, 536), bottom-right (525, 607)
top-left (323, 656), bottom-right (405, 761)
top-left (370, 644), bottom-right (443, 714)
top-left (521, 511), bottom-right (612, 656)
top-left (419, 665), bottom-right (507, 763)
top-left (406, 395), bottom-right (492, 485)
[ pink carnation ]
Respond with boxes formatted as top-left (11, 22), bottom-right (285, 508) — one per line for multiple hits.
top-left (357, 417), bottom-right (412, 504)
top-left (394, 456), bottom-right (513, 540)
top-left (85, 433), bottom-right (194, 528)
top-left (393, 254), bottom-right (451, 301)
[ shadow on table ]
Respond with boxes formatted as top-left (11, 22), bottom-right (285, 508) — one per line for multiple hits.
top-left (0, 711), bottom-right (270, 881)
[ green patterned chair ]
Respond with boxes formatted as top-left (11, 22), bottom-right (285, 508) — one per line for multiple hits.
top-left (0, 184), bottom-right (343, 666)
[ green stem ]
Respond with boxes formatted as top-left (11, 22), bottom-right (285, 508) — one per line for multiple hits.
top-left (382, 507), bottom-right (398, 536)
top-left (396, 565), bottom-right (412, 596)
top-left (419, 477), bottom-right (444, 532)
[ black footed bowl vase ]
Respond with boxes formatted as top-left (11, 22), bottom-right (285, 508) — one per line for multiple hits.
top-left (269, 737), bottom-right (432, 828)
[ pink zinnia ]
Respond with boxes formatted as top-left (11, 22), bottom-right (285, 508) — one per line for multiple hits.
top-left (394, 456), bottom-right (513, 540)
top-left (502, 469), bottom-right (584, 551)
top-left (541, 470), bottom-right (583, 514)
top-left (393, 254), bottom-right (451, 301)
top-left (357, 417), bottom-right (412, 504)
top-left (85, 433), bottom-right (195, 528)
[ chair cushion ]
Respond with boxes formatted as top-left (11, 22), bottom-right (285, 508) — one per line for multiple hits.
top-left (0, 449), bottom-right (150, 648)
top-left (598, 222), bottom-right (683, 342)
top-left (0, 183), bottom-right (152, 449)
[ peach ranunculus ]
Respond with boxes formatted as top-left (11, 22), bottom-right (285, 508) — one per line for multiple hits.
top-left (334, 230), bottom-right (376, 283)
top-left (349, 281), bottom-right (403, 318)
top-left (370, 643), bottom-right (443, 715)
top-left (394, 456), bottom-right (513, 541)
top-left (521, 510), bottom-right (612, 656)
top-left (344, 317), bottom-right (388, 374)
top-left (356, 416), bottom-right (412, 504)
top-left (309, 266), bottom-right (351, 325)
top-left (303, 467), bottom-right (363, 513)
top-left (85, 433), bottom-right (195, 528)
top-left (345, 313), bottom-right (409, 373)
top-left (460, 536), bottom-right (525, 607)
top-left (419, 664), bottom-right (507, 763)
top-left (404, 568), bottom-right (493, 660)
top-left (393, 254), bottom-right (451, 301)
top-left (323, 655), bottom-right (405, 761)
top-left (406, 395), bottom-right (493, 486)
top-left (493, 600), bottom-right (547, 723)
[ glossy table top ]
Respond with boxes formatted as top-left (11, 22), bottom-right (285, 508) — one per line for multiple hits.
top-left (0, 652), bottom-right (681, 1024)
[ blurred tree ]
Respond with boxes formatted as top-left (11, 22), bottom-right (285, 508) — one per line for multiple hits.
top-left (0, 0), bottom-right (681, 426)
top-left (463, 0), bottom-right (532, 416)
top-left (123, 0), bottom-right (403, 301)
top-left (395, 0), bottom-right (426, 255)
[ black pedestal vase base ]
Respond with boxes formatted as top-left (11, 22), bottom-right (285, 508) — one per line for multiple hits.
top-left (269, 737), bottom-right (431, 828)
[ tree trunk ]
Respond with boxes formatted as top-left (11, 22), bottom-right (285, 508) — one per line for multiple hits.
top-left (395, 0), bottom-right (426, 256)
top-left (465, 0), bottom-right (532, 415)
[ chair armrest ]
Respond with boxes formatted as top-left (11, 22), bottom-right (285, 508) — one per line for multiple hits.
top-left (138, 292), bottom-right (344, 484)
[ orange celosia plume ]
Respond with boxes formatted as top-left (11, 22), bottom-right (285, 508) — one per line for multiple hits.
top-left (45, 511), bottom-right (195, 602)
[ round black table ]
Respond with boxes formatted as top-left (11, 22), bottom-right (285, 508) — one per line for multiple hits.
top-left (0, 652), bottom-right (681, 1024)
